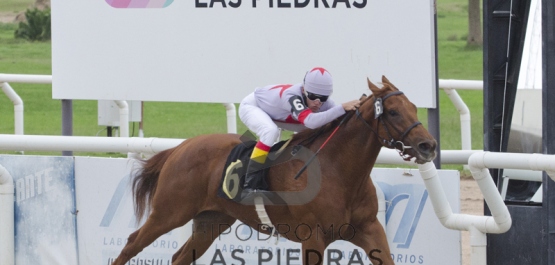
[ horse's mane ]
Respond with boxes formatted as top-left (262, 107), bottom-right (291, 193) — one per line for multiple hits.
top-left (290, 93), bottom-right (375, 146)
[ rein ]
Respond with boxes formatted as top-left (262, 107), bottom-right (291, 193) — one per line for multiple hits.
top-left (355, 91), bottom-right (422, 160)
top-left (292, 111), bottom-right (353, 179)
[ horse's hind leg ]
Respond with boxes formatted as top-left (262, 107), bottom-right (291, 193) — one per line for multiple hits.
top-left (111, 208), bottom-right (195, 265)
top-left (172, 211), bottom-right (237, 265)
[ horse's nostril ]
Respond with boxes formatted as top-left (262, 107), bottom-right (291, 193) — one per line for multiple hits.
top-left (418, 141), bottom-right (434, 154)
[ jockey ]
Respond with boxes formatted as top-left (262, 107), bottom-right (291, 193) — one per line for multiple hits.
top-left (238, 67), bottom-right (360, 193)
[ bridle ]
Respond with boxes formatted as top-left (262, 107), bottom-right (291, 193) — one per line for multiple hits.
top-left (355, 91), bottom-right (422, 160)
top-left (292, 90), bottom-right (420, 179)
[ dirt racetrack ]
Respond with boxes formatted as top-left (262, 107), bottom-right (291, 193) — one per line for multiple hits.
top-left (460, 177), bottom-right (484, 265)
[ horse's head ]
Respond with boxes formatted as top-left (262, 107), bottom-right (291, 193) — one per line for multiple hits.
top-left (358, 75), bottom-right (437, 164)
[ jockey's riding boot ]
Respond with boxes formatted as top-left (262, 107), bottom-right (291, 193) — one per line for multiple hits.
top-left (242, 160), bottom-right (265, 193)
top-left (242, 142), bottom-right (270, 194)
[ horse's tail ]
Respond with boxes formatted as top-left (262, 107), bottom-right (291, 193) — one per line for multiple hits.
top-left (132, 147), bottom-right (175, 222)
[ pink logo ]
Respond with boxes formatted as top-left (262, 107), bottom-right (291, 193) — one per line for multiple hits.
top-left (106, 0), bottom-right (174, 8)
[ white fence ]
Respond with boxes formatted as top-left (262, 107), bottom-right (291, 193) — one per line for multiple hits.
top-left (0, 74), bottom-right (238, 139)
top-left (1, 74), bottom-right (481, 152)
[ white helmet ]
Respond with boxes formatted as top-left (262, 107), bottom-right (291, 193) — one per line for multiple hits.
top-left (303, 67), bottom-right (333, 96)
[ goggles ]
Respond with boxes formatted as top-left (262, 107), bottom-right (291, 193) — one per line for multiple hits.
top-left (304, 91), bottom-right (329, 102)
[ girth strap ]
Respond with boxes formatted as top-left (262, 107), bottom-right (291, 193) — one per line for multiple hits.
top-left (254, 196), bottom-right (280, 244)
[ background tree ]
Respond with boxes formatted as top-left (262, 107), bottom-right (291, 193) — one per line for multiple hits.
top-left (35, 0), bottom-right (51, 9)
top-left (467, 0), bottom-right (483, 46)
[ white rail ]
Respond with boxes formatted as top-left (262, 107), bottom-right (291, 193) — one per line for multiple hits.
top-left (0, 73), bottom-right (238, 138)
top-left (113, 100), bottom-right (129, 137)
top-left (0, 135), bottom-right (184, 154)
top-left (377, 148), bottom-right (480, 165)
top-left (0, 73), bottom-right (52, 84)
top-left (224, 103), bottom-right (237, 134)
top-left (0, 74), bottom-right (478, 152)
top-left (1, 83), bottom-right (23, 135)
top-left (439, 79), bottom-right (483, 153)
top-left (0, 134), bottom-right (482, 163)
top-left (419, 152), bottom-right (555, 265)
top-left (439, 79), bottom-right (483, 91)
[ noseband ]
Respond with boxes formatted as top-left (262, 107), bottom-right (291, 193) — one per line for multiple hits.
top-left (355, 91), bottom-right (422, 160)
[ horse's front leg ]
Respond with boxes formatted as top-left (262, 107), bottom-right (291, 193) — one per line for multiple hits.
top-left (301, 238), bottom-right (326, 265)
top-left (349, 219), bottom-right (395, 265)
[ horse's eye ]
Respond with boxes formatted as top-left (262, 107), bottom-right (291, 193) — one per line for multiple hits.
top-left (388, 110), bottom-right (399, 116)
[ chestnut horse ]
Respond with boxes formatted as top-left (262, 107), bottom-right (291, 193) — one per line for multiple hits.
top-left (112, 76), bottom-right (437, 265)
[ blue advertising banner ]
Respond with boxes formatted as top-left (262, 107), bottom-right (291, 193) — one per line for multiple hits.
top-left (0, 155), bottom-right (78, 265)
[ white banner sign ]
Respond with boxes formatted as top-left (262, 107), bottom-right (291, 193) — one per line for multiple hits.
top-left (52, 0), bottom-right (437, 107)
top-left (74, 157), bottom-right (188, 265)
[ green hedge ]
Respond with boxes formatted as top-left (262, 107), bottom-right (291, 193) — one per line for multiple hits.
top-left (14, 7), bottom-right (51, 41)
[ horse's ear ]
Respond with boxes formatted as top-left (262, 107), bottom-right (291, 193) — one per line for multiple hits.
top-left (367, 78), bottom-right (381, 94)
top-left (381, 75), bottom-right (399, 91)
top-left (359, 93), bottom-right (368, 100)
top-left (381, 75), bottom-right (391, 84)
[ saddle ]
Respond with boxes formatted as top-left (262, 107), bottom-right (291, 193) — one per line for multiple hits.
top-left (217, 139), bottom-right (288, 202)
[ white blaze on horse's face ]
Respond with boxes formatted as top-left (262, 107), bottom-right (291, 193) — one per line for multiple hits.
top-left (366, 76), bottom-right (437, 164)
